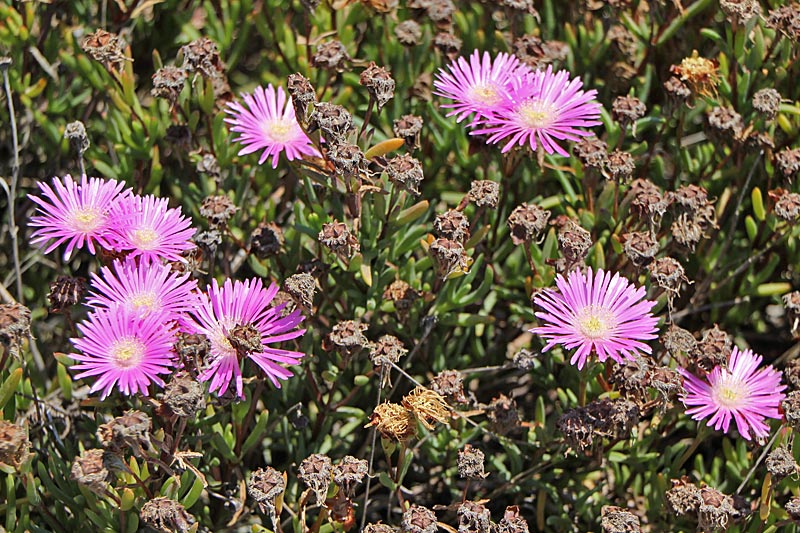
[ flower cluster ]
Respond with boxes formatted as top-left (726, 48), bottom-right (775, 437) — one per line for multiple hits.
top-left (29, 175), bottom-right (307, 400)
top-left (434, 50), bottom-right (602, 156)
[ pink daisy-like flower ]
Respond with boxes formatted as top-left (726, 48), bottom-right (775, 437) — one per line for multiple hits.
top-left (28, 174), bottom-right (130, 260)
top-left (471, 65), bottom-right (602, 156)
top-left (434, 49), bottom-right (531, 124)
top-left (87, 257), bottom-right (198, 323)
top-left (531, 267), bottom-right (659, 370)
top-left (224, 84), bottom-right (320, 169)
top-left (189, 278), bottom-right (306, 398)
top-left (108, 194), bottom-right (195, 263)
top-left (71, 305), bottom-right (176, 399)
top-left (680, 347), bottom-right (786, 441)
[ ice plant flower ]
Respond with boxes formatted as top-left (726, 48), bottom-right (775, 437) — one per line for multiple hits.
top-left (28, 174), bottom-right (130, 260)
top-left (87, 257), bottom-right (198, 323)
top-left (531, 267), bottom-right (659, 370)
top-left (434, 49), bottom-right (530, 124)
top-left (679, 347), bottom-right (786, 441)
top-left (471, 66), bottom-right (602, 156)
top-left (224, 84), bottom-right (320, 169)
top-left (71, 305), bottom-right (176, 399)
top-left (108, 194), bottom-right (195, 262)
top-left (189, 278), bottom-right (306, 398)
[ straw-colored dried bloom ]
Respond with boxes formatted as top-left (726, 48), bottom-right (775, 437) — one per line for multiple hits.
top-left (402, 386), bottom-right (451, 429)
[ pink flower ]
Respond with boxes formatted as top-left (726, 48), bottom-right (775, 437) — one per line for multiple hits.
top-left (471, 66), bottom-right (602, 156)
top-left (28, 174), bottom-right (130, 260)
top-left (188, 278), bottom-right (306, 398)
top-left (531, 267), bottom-right (659, 370)
top-left (224, 84), bottom-right (320, 169)
top-left (87, 257), bottom-right (198, 324)
top-left (680, 347), bottom-right (786, 441)
top-left (434, 49), bottom-right (530, 124)
top-left (71, 305), bottom-right (176, 399)
top-left (108, 194), bottom-right (195, 263)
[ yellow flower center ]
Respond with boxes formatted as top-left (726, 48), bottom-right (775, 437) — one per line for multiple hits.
top-left (264, 119), bottom-right (295, 143)
top-left (129, 291), bottom-right (158, 314)
top-left (111, 337), bottom-right (145, 368)
top-left (467, 83), bottom-right (501, 106)
top-left (576, 305), bottom-right (616, 340)
top-left (713, 372), bottom-right (748, 408)
top-left (518, 99), bottom-right (557, 129)
top-left (131, 228), bottom-right (159, 250)
top-left (69, 207), bottom-right (103, 233)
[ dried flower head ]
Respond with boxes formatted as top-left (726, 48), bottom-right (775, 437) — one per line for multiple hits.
top-left (773, 189), bottom-right (800, 221)
top-left (328, 142), bottom-right (367, 178)
top-left (180, 37), bottom-right (225, 78)
top-left (310, 102), bottom-right (354, 145)
top-left (434, 210), bottom-right (470, 243)
top-left (707, 106), bottom-right (744, 142)
top-left (395, 20), bottom-right (423, 45)
top-left (250, 221), bottom-right (284, 259)
top-left (385, 154), bottom-right (425, 195)
top-left (487, 394), bottom-right (522, 435)
top-left (97, 410), bottom-right (154, 455)
top-left (283, 273), bottom-right (316, 310)
top-left (64, 120), bottom-right (90, 155)
top-left (366, 402), bottom-right (417, 441)
top-left (403, 386), bottom-right (450, 429)
top-left (298, 453), bottom-right (332, 504)
top-left (600, 506), bottom-right (641, 533)
top-left (401, 505), bottom-right (439, 533)
top-left (496, 507), bottom-right (529, 533)
top-left (333, 456), bottom-right (368, 496)
top-left (393, 114), bottom-right (424, 150)
top-left (665, 477), bottom-right (702, 516)
top-left (558, 398), bottom-right (639, 455)
top-left (649, 256), bottom-right (688, 303)
top-left (140, 497), bottom-right (196, 533)
top-left (70, 449), bottom-right (111, 494)
top-left (467, 180), bottom-right (499, 208)
top-left (720, 0), bottom-right (761, 24)
top-left (670, 50), bottom-right (720, 96)
top-left (369, 335), bottom-right (407, 385)
top-left (783, 391), bottom-right (800, 432)
top-left (611, 95), bottom-right (646, 134)
top-left (458, 501), bottom-right (491, 533)
top-left (383, 280), bottom-right (419, 319)
top-left (693, 325), bottom-right (732, 372)
top-left (360, 62), bottom-right (395, 111)
top-left (457, 444), bottom-right (486, 479)
top-left (767, 5), bottom-right (800, 40)
top-left (433, 32), bottom-right (462, 59)
top-left (430, 369), bottom-right (468, 404)
top-left (162, 372), bottom-right (205, 418)
top-left (313, 40), bottom-right (350, 70)
top-left (319, 220), bottom-right (360, 258)
top-left (776, 147), bottom-right (800, 181)
top-left (151, 66), bottom-right (188, 104)
top-left (627, 178), bottom-right (668, 228)
top-left (248, 467), bottom-right (285, 524)
top-left (200, 195), bottom-right (238, 228)
top-left (429, 238), bottom-right (470, 279)
top-left (324, 320), bottom-right (369, 356)
top-left (752, 88), bottom-right (782, 120)
top-left (680, 346), bottom-right (787, 441)
top-left (507, 203), bottom-right (551, 245)
top-left (0, 302), bottom-right (30, 356)
top-left (606, 150), bottom-right (635, 181)
top-left (81, 29), bottom-right (127, 69)
top-left (766, 446), bottom-right (798, 481)
top-left (287, 73), bottom-right (317, 121)
top-left (574, 135), bottom-right (609, 170)
top-left (556, 219), bottom-right (592, 272)
top-left (0, 420), bottom-right (30, 470)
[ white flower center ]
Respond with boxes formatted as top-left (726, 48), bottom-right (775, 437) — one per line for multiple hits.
top-left (517, 99), bottom-right (557, 129)
top-left (110, 337), bottom-right (145, 368)
top-left (263, 119), bottom-right (295, 143)
top-left (131, 228), bottom-right (159, 250)
top-left (712, 371), bottom-right (749, 408)
top-left (576, 305), bottom-right (616, 340)
top-left (467, 83), bottom-right (502, 106)
top-left (68, 207), bottom-right (104, 233)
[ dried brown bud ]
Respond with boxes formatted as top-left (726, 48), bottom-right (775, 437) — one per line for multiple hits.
top-left (360, 62), bottom-right (395, 111)
top-left (507, 203), bottom-right (551, 245)
top-left (248, 467), bottom-right (286, 523)
top-left (180, 37), bottom-right (225, 78)
top-left (383, 280), bottom-right (419, 319)
top-left (457, 444), bottom-right (486, 479)
top-left (662, 324), bottom-right (697, 357)
top-left (488, 394), bottom-right (522, 435)
top-left (401, 504), bottom-right (439, 533)
top-left (776, 147), bottom-right (800, 181)
top-left (393, 114), bottom-right (424, 151)
top-left (250, 221), bottom-right (284, 259)
top-left (196, 153), bottom-right (221, 182)
top-left (369, 335), bottom-right (407, 384)
top-left (720, 0), bottom-right (761, 24)
top-left (48, 275), bottom-right (87, 313)
top-left (324, 320), bottom-right (369, 356)
top-left (287, 73), bottom-right (317, 120)
top-left (313, 40), bottom-right (350, 70)
top-left (151, 66), bottom-right (187, 104)
top-left (512, 35), bottom-right (547, 69)
top-left (609, 357), bottom-right (652, 404)
top-left (140, 497), bottom-right (196, 533)
top-left (386, 154), bottom-right (424, 195)
top-left (64, 120), bottom-right (90, 155)
top-left (774, 189), bottom-right (800, 221)
top-left (697, 487), bottom-right (740, 532)
top-left (434, 209), bottom-right (470, 243)
top-left (707, 106), bottom-right (744, 142)
top-left (430, 369), bottom-right (467, 404)
top-left (607, 150), bottom-right (635, 181)
top-left (496, 506), bottom-right (529, 533)
top-left (174, 332), bottom-right (210, 369)
top-left (693, 325), bottom-right (732, 372)
top-left (162, 372), bottom-right (205, 418)
top-left (627, 178), bottom-right (668, 227)
top-left (298, 453), bottom-right (332, 504)
top-left (787, 496), bottom-right (800, 521)
top-left (200, 195), bottom-right (237, 228)
top-left (649, 257), bottom-right (687, 296)
top-left (767, 5), bottom-right (800, 40)
top-left (319, 220), bottom-right (360, 258)
top-left (557, 219), bottom-right (592, 271)
top-left (600, 506), bottom-right (641, 533)
top-left (611, 95), bottom-right (646, 133)
top-left (663, 76), bottom-right (692, 105)
top-left (766, 446), bottom-right (798, 482)
top-left (623, 231), bottom-right (658, 269)
top-left (429, 238), bottom-right (470, 279)
top-left (423, 0), bottom-right (456, 25)
top-left (328, 142), bottom-right (367, 178)
top-left (558, 398), bottom-right (639, 455)
top-left (396, 20), bottom-right (423, 46)
top-left (467, 180), bottom-right (499, 208)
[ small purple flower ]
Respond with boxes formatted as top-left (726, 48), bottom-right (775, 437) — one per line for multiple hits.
top-left (71, 305), bottom-right (176, 399)
top-left (434, 49), bottom-right (530, 124)
top-left (189, 278), bottom-right (306, 398)
top-left (225, 84), bottom-right (320, 169)
top-left (471, 66), bottom-right (602, 156)
top-left (28, 174), bottom-right (130, 260)
top-left (107, 194), bottom-right (195, 263)
top-left (87, 257), bottom-right (198, 323)
top-left (531, 267), bottom-right (659, 370)
top-left (680, 347), bottom-right (786, 441)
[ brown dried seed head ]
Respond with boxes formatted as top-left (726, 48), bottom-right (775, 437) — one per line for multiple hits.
top-left (496, 506), bottom-right (529, 533)
top-left (430, 369), bottom-right (468, 404)
top-left (661, 324), bottom-right (697, 356)
top-left (151, 66), bottom-right (187, 104)
top-left (467, 180), bottom-right (499, 208)
top-left (383, 279), bottom-right (419, 319)
top-left (284, 273), bottom-right (316, 310)
top-left (333, 456), bottom-right (368, 496)
top-left (512, 34), bottom-right (548, 69)
top-left (766, 446), bottom-right (798, 481)
top-left (611, 95), bottom-right (646, 127)
top-left (665, 477), bottom-right (701, 515)
top-left (774, 190), bottom-right (800, 221)
top-left (457, 500), bottom-right (492, 533)
top-left (783, 391), bottom-right (800, 432)
top-left (507, 203), bottom-right (551, 245)
top-left (776, 147), bottom-right (800, 180)
top-left (141, 497), bottom-right (196, 533)
top-left (574, 135), bottom-right (608, 169)
top-left (364, 524), bottom-right (399, 533)
top-left (720, 0), bottom-right (761, 24)
top-left (393, 114), bottom-right (424, 150)
top-left (607, 150), bottom-right (635, 181)
top-left (403, 386), bottom-right (450, 429)
top-left (287, 73), bottom-right (317, 120)
top-left (313, 40), bottom-right (350, 70)
top-left (250, 222), bottom-right (284, 259)
top-left (64, 120), bottom-right (90, 154)
top-left (557, 219), bottom-right (592, 267)
top-left (298, 453), bottom-right (332, 503)
top-left (367, 402), bottom-right (417, 441)
top-left (395, 20), bottom-right (423, 46)
top-left (401, 504), bottom-right (439, 533)
top-left (752, 88), bottom-right (782, 120)
top-left (97, 410), bottom-right (154, 455)
top-left (697, 487), bottom-right (739, 532)
top-left (386, 154), bottom-right (425, 195)
top-left (360, 62), bottom-right (395, 110)
top-left (693, 325), bottom-right (732, 372)
top-left (784, 358), bottom-right (800, 389)
top-left (328, 142), bottom-right (366, 178)
top-left (488, 394), bottom-right (522, 435)
top-left (429, 238), bottom-right (470, 279)
top-left (324, 320), bottom-right (369, 355)
top-left (787, 496), bottom-right (800, 521)
top-left (707, 106), bottom-right (744, 141)
top-left (70, 449), bottom-right (111, 494)
top-left (0, 303), bottom-right (31, 347)
top-left (457, 444), bottom-right (486, 479)
top-left (81, 29), bottom-right (127, 68)
top-left (423, 0), bottom-right (456, 25)
top-left (174, 332), bottom-right (210, 368)
top-left (369, 334), bottom-right (408, 370)
top-left (162, 371), bottom-right (205, 418)
top-left (180, 37), bottom-right (225, 78)
top-left (248, 466), bottom-right (286, 518)
top-left (319, 220), bottom-right (360, 257)
top-left (0, 420), bottom-right (30, 469)
top-left (623, 231), bottom-right (659, 268)
top-left (664, 76), bottom-right (692, 103)
top-left (649, 256), bottom-right (687, 295)
top-left (600, 506), bottom-right (641, 533)
top-left (196, 153), bottom-right (221, 180)
top-left (310, 102), bottom-right (354, 144)
top-left (767, 5), bottom-right (800, 40)
top-left (433, 209), bottom-right (470, 243)
top-left (433, 32), bottom-right (462, 59)
top-left (200, 195), bottom-right (238, 228)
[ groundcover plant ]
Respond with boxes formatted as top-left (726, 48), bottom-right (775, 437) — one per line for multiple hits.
top-left (4, 1), bottom-right (800, 532)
